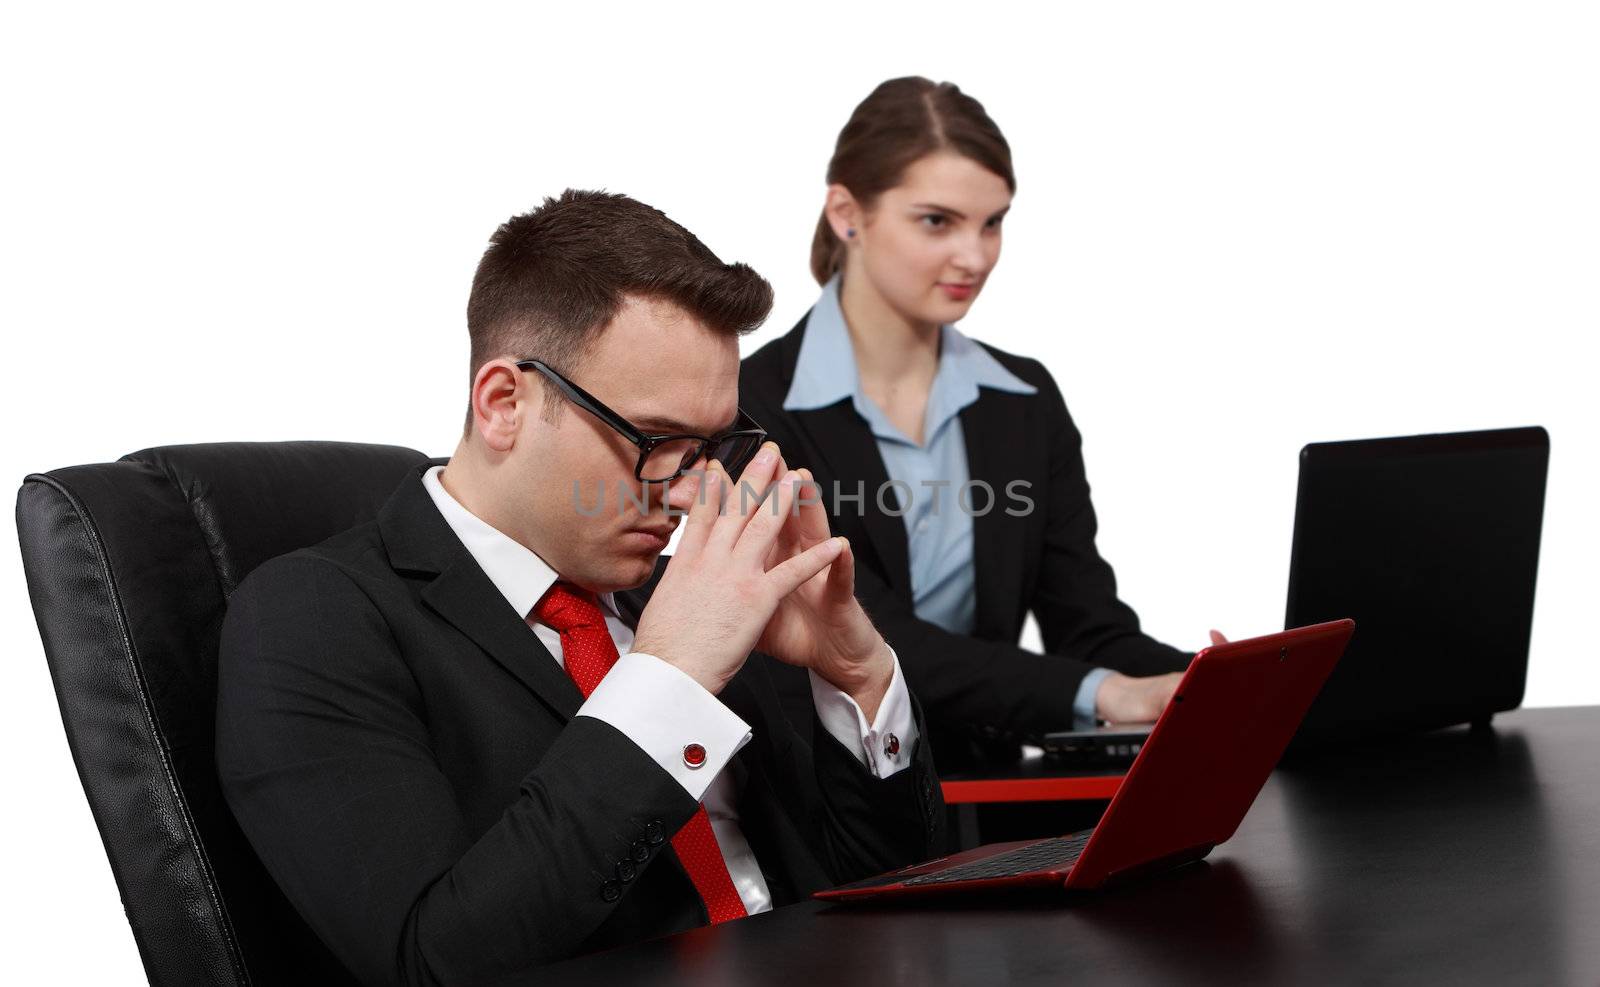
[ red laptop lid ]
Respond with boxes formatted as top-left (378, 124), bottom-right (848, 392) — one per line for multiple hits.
top-left (1066, 619), bottom-right (1354, 889)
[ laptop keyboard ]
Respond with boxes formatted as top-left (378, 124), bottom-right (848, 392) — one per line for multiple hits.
top-left (902, 832), bottom-right (1091, 886)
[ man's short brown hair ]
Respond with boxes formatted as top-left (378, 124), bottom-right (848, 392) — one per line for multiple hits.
top-left (465, 190), bottom-right (774, 426)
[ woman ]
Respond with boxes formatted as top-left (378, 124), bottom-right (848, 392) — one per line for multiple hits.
top-left (740, 77), bottom-right (1212, 769)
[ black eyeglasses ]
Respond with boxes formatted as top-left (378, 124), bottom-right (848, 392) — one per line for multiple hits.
top-left (516, 359), bottom-right (767, 483)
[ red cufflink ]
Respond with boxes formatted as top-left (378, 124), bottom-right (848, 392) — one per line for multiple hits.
top-left (883, 733), bottom-right (900, 757)
top-left (683, 743), bottom-right (707, 769)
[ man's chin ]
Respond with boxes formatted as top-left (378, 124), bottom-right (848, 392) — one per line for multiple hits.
top-left (589, 550), bottom-right (663, 594)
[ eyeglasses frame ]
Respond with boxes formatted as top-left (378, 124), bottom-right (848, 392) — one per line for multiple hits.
top-left (514, 359), bottom-right (767, 482)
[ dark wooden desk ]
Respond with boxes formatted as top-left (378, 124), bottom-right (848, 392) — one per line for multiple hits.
top-left (541, 706), bottom-right (1600, 985)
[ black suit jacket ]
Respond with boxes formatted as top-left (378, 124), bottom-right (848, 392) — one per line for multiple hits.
top-left (740, 314), bottom-right (1191, 766)
top-left (214, 463), bottom-right (943, 986)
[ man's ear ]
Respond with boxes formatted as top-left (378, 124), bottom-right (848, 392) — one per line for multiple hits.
top-left (824, 184), bottom-right (862, 243)
top-left (469, 359), bottom-right (526, 453)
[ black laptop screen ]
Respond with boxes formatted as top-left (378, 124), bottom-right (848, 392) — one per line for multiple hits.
top-left (1285, 426), bottom-right (1549, 744)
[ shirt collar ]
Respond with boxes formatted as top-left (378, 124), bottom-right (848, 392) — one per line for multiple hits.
top-left (782, 274), bottom-right (860, 412)
top-left (421, 465), bottom-right (619, 621)
top-left (782, 274), bottom-right (1037, 442)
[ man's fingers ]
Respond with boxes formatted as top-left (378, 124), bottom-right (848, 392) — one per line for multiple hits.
top-left (674, 463), bottom-right (724, 559)
top-left (791, 467), bottom-right (832, 548)
top-left (735, 440), bottom-right (779, 486)
top-left (737, 469), bottom-right (801, 563)
top-left (823, 534), bottom-right (856, 603)
top-left (766, 469), bottom-right (815, 570)
top-left (766, 535), bottom-right (846, 599)
top-left (766, 467), bottom-right (828, 574)
top-left (708, 441), bottom-right (780, 554)
top-left (1208, 629), bottom-right (1229, 647)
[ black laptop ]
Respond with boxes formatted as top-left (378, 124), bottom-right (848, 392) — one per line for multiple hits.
top-left (1035, 721), bottom-right (1152, 767)
top-left (1284, 426), bottom-right (1549, 748)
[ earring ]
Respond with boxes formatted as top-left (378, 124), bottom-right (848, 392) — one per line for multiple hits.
top-left (846, 228), bottom-right (856, 239)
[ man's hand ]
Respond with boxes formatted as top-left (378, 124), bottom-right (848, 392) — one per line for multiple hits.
top-left (631, 444), bottom-right (846, 697)
top-left (753, 461), bottom-right (895, 722)
top-left (1094, 671), bottom-right (1184, 724)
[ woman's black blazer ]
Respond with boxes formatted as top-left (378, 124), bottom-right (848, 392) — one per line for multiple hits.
top-left (740, 313), bottom-right (1190, 764)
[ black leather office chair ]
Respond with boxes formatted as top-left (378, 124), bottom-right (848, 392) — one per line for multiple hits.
top-left (16, 441), bottom-right (433, 986)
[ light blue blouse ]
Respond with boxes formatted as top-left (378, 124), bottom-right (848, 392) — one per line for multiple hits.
top-left (781, 277), bottom-right (1112, 721)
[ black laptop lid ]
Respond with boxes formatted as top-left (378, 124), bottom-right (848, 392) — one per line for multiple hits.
top-left (1285, 426), bottom-right (1549, 746)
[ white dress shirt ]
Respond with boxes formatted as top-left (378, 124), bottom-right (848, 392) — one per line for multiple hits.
top-left (422, 465), bottom-right (918, 915)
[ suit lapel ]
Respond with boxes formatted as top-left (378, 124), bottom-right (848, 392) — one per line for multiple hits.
top-left (960, 390), bottom-right (1031, 638)
top-left (380, 465), bottom-right (584, 721)
top-left (421, 562), bottom-right (584, 720)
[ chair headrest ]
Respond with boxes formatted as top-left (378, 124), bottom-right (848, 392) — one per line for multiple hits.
top-left (121, 440), bottom-right (434, 595)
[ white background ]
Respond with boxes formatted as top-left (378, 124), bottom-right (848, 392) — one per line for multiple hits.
top-left (3, 2), bottom-right (1595, 980)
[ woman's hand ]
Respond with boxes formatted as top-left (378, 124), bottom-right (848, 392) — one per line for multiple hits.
top-left (1094, 671), bottom-right (1184, 724)
top-left (1093, 631), bottom-right (1228, 723)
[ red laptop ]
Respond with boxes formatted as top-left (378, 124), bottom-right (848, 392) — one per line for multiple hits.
top-left (816, 620), bottom-right (1355, 901)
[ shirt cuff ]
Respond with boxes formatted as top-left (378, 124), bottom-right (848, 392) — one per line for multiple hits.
top-left (577, 651), bottom-right (752, 802)
top-left (1074, 666), bottom-right (1115, 723)
top-left (808, 647), bottom-right (919, 778)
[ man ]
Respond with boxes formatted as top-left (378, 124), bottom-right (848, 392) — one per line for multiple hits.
top-left (215, 190), bottom-right (944, 986)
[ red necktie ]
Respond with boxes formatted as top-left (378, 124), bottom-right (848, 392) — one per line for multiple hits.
top-left (531, 582), bottom-right (748, 925)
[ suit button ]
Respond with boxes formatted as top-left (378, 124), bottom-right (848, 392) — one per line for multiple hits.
top-left (616, 859), bottom-right (637, 883)
top-left (645, 820), bottom-right (665, 846)
top-left (601, 879), bottom-right (621, 902)
top-left (631, 839), bottom-right (650, 863)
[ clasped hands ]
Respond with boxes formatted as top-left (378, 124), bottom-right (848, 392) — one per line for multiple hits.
top-left (632, 442), bottom-right (896, 722)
